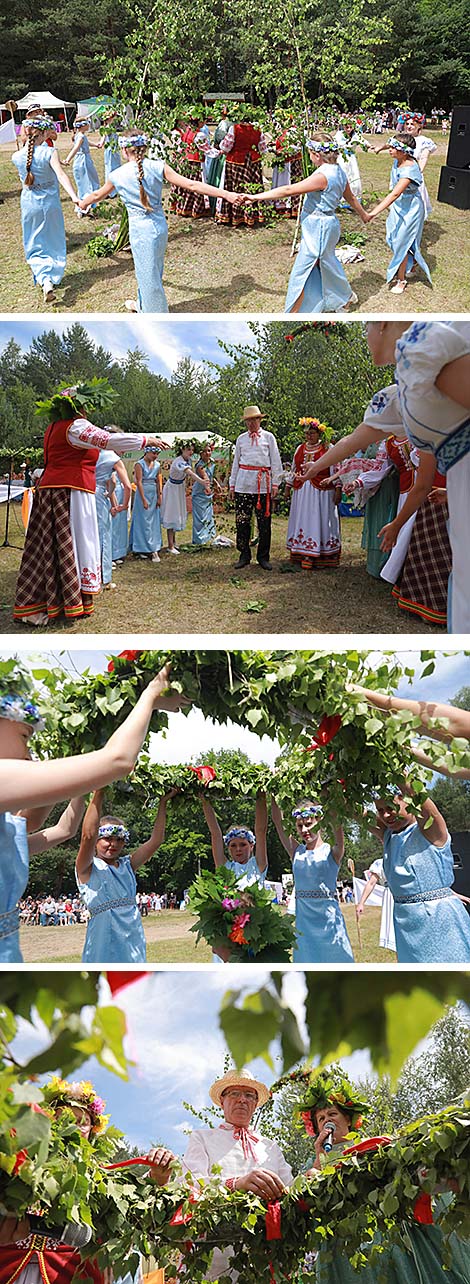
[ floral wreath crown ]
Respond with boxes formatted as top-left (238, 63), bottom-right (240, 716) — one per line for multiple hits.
top-left (295, 1068), bottom-right (370, 1137)
top-left (42, 1077), bottom-right (109, 1135)
top-left (35, 378), bottom-right (119, 422)
top-left (98, 822), bottom-right (130, 844)
top-left (0, 668), bottom-right (44, 731)
top-left (223, 826), bottom-right (256, 847)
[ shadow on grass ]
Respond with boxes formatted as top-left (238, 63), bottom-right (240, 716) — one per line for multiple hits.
top-left (61, 256), bottom-right (132, 307)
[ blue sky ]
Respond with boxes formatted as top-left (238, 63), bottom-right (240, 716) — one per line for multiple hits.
top-left (0, 317), bottom-right (255, 379)
top-left (10, 970), bottom-right (375, 1154)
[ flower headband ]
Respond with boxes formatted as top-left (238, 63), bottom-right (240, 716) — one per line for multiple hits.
top-left (388, 137), bottom-right (415, 156)
top-left (98, 823), bottom-right (130, 843)
top-left (119, 133), bottom-right (147, 149)
top-left (42, 1077), bottom-right (108, 1135)
top-left (26, 117), bottom-right (55, 132)
top-left (292, 805), bottom-right (322, 819)
top-left (223, 826), bottom-right (256, 847)
top-left (0, 692), bottom-right (44, 732)
top-left (306, 140), bottom-right (338, 155)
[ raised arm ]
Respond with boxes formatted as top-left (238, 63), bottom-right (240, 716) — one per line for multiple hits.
top-left (415, 795), bottom-right (448, 848)
top-left (75, 790), bottom-right (103, 884)
top-left (331, 824), bottom-right (345, 866)
top-left (254, 791), bottom-right (268, 873)
top-left (348, 685), bottom-right (470, 742)
top-left (200, 796), bottom-right (225, 867)
top-left (271, 798), bottom-right (295, 859)
top-left (412, 745), bottom-right (470, 780)
top-left (0, 665), bottom-right (172, 814)
top-left (29, 796), bottom-right (86, 855)
top-left (130, 790), bottom-right (177, 870)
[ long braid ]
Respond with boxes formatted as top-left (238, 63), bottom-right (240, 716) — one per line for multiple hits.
top-left (25, 132), bottom-right (36, 187)
top-left (135, 146), bottom-right (152, 212)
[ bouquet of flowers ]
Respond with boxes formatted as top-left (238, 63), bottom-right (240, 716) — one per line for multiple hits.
top-left (188, 867), bottom-right (296, 961)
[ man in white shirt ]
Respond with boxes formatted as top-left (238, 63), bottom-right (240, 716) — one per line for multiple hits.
top-left (182, 1068), bottom-right (292, 1280)
top-left (229, 407), bottom-right (283, 570)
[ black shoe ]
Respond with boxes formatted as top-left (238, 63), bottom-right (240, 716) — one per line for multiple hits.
top-left (257, 559), bottom-right (273, 570)
top-left (234, 556), bottom-right (251, 568)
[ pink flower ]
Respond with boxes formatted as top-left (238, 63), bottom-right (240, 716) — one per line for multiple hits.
top-left (222, 897), bottom-right (241, 910)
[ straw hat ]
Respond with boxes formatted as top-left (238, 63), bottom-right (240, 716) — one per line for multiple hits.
top-left (209, 1068), bottom-right (270, 1107)
top-left (242, 405), bottom-right (266, 421)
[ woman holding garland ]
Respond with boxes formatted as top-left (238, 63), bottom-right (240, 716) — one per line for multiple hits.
top-left (366, 136), bottom-right (432, 294)
top-left (0, 663), bottom-right (176, 964)
top-left (296, 1068), bottom-right (470, 1284)
top-left (78, 131), bottom-right (241, 312)
top-left (11, 116), bottom-right (79, 303)
top-left (285, 419), bottom-right (342, 568)
top-left (128, 445), bottom-right (163, 562)
top-left (76, 784), bottom-right (179, 963)
top-left (242, 140), bottom-right (367, 312)
top-left (271, 798), bottom-right (353, 963)
top-left (301, 320), bottom-right (470, 632)
top-left (200, 791), bottom-right (268, 962)
top-left (64, 117), bottom-right (101, 213)
top-left (13, 381), bottom-right (166, 626)
top-left (191, 442), bottom-right (222, 545)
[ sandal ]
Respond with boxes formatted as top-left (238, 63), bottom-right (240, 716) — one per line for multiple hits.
top-left (390, 279), bottom-right (407, 294)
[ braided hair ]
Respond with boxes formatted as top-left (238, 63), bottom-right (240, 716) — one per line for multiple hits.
top-left (118, 133), bottom-right (153, 212)
top-left (25, 130), bottom-right (36, 187)
top-left (23, 118), bottom-right (53, 187)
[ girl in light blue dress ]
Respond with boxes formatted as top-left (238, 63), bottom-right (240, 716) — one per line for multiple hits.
top-left (65, 118), bottom-right (101, 212)
top-left (95, 448), bottom-right (120, 587)
top-left (246, 140), bottom-right (367, 312)
top-left (0, 664), bottom-right (184, 962)
top-left (11, 117), bottom-right (79, 303)
top-left (76, 787), bottom-right (176, 963)
top-left (129, 448), bottom-right (162, 559)
top-left (112, 469), bottom-right (130, 563)
top-left (200, 794), bottom-right (268, 962)
top-left (367, 136), bottom-right (432, 294)
top-left (373, 790), bottom-right (470, 962)
top-left (77, 131), bottom-right (239, 312)
top-left (192, 443), bottom-right (220, 545)
top-left (272, 798), bottom-right (353, 963)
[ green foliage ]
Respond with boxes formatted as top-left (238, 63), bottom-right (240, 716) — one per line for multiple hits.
top-left (86, 235), bottom-right (115, 259)
top-left (188, 867), bottom-right (296, 961)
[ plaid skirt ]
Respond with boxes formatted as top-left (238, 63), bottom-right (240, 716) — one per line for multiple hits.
top-left (392, 497), bottom-right (451, 626)
top-left (215, 157), bottom-right (266, 228)
top-left (14, 488), bottom-right (96, 622)
top-left (172, 160), bottom-right (210, 219)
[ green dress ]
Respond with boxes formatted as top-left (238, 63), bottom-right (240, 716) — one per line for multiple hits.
top-left (359, 445), bottom-right (400, 579)
top-left (311, 1148), bottom-right (470, 1284)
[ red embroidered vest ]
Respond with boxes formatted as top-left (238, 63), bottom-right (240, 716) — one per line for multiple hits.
top-left (385, 436), bottom-right (414, 493)
top-left (181, 125), bottom-right (201, 163)
top-left (230, 123), bottom-right (261, 164)
top-left (293, 441), bottom-right (330, 489)
top-left (39, 420), bottom-right (99, 494)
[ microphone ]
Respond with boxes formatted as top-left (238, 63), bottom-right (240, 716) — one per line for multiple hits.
top-left (323, 1122), bottom-right (336, 1153)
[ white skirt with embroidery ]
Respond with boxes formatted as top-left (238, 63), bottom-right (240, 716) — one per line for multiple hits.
top-left (286, 484), bottom-right (341, 559)
top-left (70, 490), bottom-right (101, 594)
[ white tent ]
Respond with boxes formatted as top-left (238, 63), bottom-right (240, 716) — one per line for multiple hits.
top-left (15, 92), bottom-right (76, 111)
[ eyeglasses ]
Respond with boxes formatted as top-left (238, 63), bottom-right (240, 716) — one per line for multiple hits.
top-left (222, 1090), bottom-right (258, 1102)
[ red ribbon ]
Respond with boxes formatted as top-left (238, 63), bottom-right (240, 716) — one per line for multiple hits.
top-left (307, 714), bottom-right (342, 751)
top-left (413, 1192), bottom-right (433, 1224)
top-left (106, 972), bottom-right (150, 995)
top-left (265, 1201), bottom-right (282, 1240)
top-left (219, 1124), bottom-right (259, 1161)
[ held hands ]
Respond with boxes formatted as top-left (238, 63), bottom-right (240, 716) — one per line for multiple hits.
top-left (147, 1146), bottom-right (176, 1186)
top-left (429, 487), bottom-right (447, 505)
top-left (236, 1168), bottom-right (286, 1201)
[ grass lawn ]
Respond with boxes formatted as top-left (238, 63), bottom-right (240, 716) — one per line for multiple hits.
top-left (0, 503), bottom-right (432, 634)
top-left (0, 132), bottom-right (467, 314)
top-left (19, 905), bottom-right (393, 964)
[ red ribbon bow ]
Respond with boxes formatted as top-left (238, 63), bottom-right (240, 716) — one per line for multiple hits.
top-left (306, 714), bottom-right (342, 751)
top-left (220, 1123), bottom-right (259, 1161)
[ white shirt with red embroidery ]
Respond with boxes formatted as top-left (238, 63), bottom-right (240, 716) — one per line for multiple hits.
top-left (67, 419), bottom-right (149, 454)
top-left (229, 430), bottom-right (283, 493)
top-left (182, 1124), bottom-right (293, 1185)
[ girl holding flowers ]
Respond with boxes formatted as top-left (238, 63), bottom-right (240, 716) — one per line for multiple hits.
top-left (11, 116), bottom-right (80, 303)
top-left (200, 792), bottom-right (268, 961)
top-left (78, 132), bottom-right (241, 312)
top-left (271, 798), bottom-right (353, 963)
top-left (285, 418), bottom-right (342, 568)
top-left (0, 662), bottom-right (176, 963)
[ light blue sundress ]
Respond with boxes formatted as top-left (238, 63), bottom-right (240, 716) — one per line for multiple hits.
top-left (78, 855), bottom-right (146, 963)
top-left (0, 811), bottom-right (29, 963)
top-left (386, 161), bottom-right (432, 284)
top-left (95, 449), bottom-right (119, 585)
top-left (112, 473), bottom-right (129, 561)
top-left (192, 460), bottom-right (216, 544)
top-left (285, 164), bottom-right (352, 313)
top-left (111, 158), bottom-right (169, 312)
top-left (12, 142), bottom-right (66, 286)
top-left (293, 842), bottom-right (354, 963)
top-left (129, 458), bottom-right (162, 554)
top-left (383, 821), bottom-right (470, 962)
top-left (72, 133), bottom-right (100, 203)
top-left (104, 131), bottom-right (121, 194)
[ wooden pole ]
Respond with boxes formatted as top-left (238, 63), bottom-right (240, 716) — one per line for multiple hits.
top-left (5, 99), bottom-right (19, 149)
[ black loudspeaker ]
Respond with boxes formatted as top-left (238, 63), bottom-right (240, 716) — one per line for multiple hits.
top-left (446, 105), bottom-right (470, 169)
top-left (437, 165), bottom-right (470, 209)
top-left (450, 831), bottom-right (470, 907)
